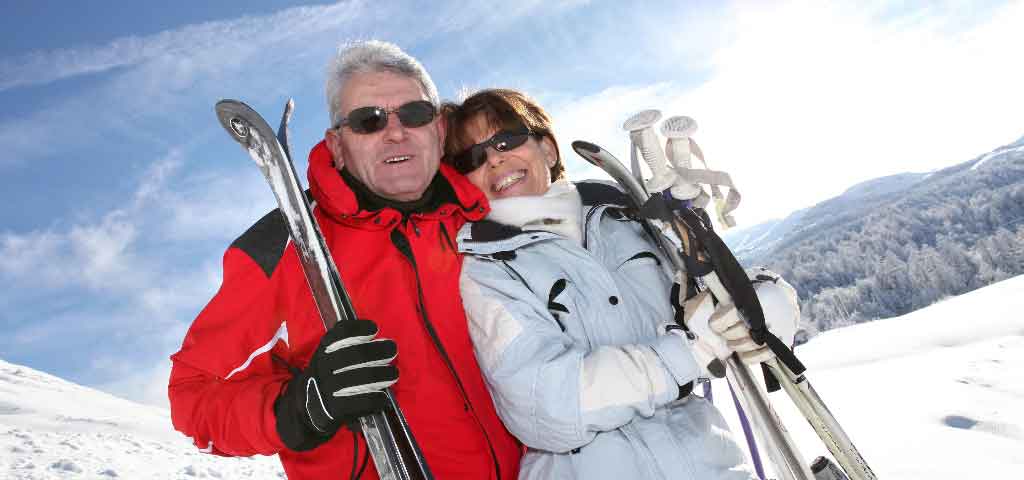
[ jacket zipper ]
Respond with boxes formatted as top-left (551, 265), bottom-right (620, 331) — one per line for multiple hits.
top-left (390, 228), bottom-right (502, 480)
top-left (582, 204), bottom-right (606, 249)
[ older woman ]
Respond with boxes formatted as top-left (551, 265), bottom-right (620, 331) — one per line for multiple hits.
top-left (442, 89), bottom-right (797, 480)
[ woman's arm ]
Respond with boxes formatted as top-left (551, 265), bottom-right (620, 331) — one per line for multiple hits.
top-left (460, 259), bottom-right (701, 453)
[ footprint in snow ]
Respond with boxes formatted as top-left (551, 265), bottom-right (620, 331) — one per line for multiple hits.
top-left (51, 459), bottom-right (83, 473)
top-left (943, 414), bottom-right (1024, 440)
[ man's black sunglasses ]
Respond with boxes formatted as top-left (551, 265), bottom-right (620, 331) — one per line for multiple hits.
top-left (336, 100), bottom-right (436, 134)
top-left (450, 127), bottom-right (537, 174)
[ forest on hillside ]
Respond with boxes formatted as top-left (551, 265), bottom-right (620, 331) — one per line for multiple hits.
top-left (750, 148), bottom-right (1024, 338)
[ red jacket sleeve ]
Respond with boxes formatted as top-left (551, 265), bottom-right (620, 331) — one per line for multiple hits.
top-left (168, 242), bottom-right (294, 456)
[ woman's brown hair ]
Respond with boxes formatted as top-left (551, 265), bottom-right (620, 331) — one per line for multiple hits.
top-left (442, 88), bottom-right (565, 181)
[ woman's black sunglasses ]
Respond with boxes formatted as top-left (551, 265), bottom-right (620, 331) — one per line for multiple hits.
top-left (450, 127), bottom-right (536, 174)
top-left (336, 100), bottom-right (436, 134)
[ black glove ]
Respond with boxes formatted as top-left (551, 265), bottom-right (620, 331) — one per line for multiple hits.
top-left (274, 319), bottom-right (398, 451)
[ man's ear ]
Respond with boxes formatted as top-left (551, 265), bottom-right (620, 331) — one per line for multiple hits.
top-left (325, 128), bottom-right (344, 169)
top-left (435, 109), bottom-right (447, 152)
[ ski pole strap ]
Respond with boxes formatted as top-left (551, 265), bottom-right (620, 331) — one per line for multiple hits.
top-left (638, 194), bottom-right (807, 387)
top-left (638, 194), bottom-right (714, 277)
top-left (672, 207), bottom-right (807, 385)
top-left (674, 207), bottom-right (765, 334)
top-left (759, 332), bottom-right (806, 392)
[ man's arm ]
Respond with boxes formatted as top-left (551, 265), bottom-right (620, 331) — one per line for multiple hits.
top-left (168, 214), bottom-right (399, 456)
top-left (168, 360), bottom-right (290, 456)
top-left (168, 211), bottom-right (295, 457)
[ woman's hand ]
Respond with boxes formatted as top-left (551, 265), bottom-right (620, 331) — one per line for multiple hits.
top-left (678, 268), bottom-right (800, 366)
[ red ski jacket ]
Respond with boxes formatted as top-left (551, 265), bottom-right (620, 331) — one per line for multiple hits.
top-left (169, 141), bottom-right (521, 479)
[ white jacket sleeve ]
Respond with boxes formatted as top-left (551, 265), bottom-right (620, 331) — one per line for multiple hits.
top-left (460, 261), bottom-right (700, 453)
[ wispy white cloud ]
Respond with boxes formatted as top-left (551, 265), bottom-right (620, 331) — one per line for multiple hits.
top-left (0, 145), bottom-right (273, 293)
top-left (0, 0), bottom-right (595, 166)
top-left (0, 0), bottom-right (595, 93)
top-left (546, 82), bottom-right (688, 182)
top-left (0, 210), bottom-right (140, 290)
top-left (0, 145), bottom-right (256, 403)
top-left (0, 153), bottom-right (178, 291)
top-left (547, 0), bottom-right (1024, 225)
top-left (0, 2), bottom-right (368, 92)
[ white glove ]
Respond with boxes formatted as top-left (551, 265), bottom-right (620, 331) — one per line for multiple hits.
top-left (679, 268), bottom-right (801, 365)
top-left (681, 290), bottom-right (732, 373)
top-left (747, 267), bottom-right (800, 351)
top-left (661, 320), bottom-right (724, 380)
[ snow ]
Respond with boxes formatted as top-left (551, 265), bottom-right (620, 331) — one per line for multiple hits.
top-left (712, 274), bottom-right (1024, 478)
top-left (0, 360), bottom-right (284, 479)
top-left (971, 144), bottom-right (1024, 170)
top-left (2, 275), bottom-right (1023, 479)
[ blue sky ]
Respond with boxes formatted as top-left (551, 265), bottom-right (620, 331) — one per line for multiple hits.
top-left (1, 0), bottom-right (1022, 406)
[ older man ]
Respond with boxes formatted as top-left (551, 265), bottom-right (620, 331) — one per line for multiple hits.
top-left (169, 40), bottom-right (520, 480)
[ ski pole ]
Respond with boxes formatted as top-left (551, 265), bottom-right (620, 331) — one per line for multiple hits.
top-left (623, 115), bottom-right (876, 480)
top-left (572, 140), bottom-right (815, 480)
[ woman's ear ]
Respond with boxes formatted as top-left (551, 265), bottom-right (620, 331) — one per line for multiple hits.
top-left (539, 136), bottom-right (557, 168)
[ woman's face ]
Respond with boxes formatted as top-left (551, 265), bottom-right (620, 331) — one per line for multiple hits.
top-left (461, 114), bottom-right (556, 201)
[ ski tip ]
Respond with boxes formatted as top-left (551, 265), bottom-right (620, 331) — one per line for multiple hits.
top-left (215, 99), bottom-right (251, 114)
top-left (214, 99), bottom-right (260, 145)
top-left (283, 98), bottom-right (295, 119)
top-left (571, 140), bottom-right (600, 155)
top-left (572, 141), bottom-right (605, 168)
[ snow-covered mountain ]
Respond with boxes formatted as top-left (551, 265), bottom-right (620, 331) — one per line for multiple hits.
top-left (723, 132), bottom-right (1024, 267)
top-left (723, 171), bottom-right (931, 265)
top-left (3, 276), bottom-right (1022, 479)
top-left (721, 132), bottom-right (1024, 333)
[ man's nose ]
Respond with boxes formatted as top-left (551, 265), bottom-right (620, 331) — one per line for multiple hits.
top-left (381, 114), bottom-right (408, 142)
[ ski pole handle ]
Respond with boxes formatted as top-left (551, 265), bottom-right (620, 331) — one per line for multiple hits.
top-left (623, 110), bottom-right (678, 193)
top-left (661, 115), bottom-right (697, 169)
top-left (661, 115), bottom-right (704, 200)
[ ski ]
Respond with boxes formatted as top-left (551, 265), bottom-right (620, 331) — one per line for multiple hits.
top-left (215, 99), bottom-right (433, 480)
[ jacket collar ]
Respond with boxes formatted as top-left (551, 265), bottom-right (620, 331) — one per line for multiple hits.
top-left (457, 180), bottom-right (630, 254)
top-left (306, 140), bottom-right (489, 226)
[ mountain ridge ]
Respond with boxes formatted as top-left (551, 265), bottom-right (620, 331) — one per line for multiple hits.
top-left (723, 131), bottom-right (1024, 333)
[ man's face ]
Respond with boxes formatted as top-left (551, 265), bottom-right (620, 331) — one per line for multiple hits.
top-left (325, 71), bottom-right (444, 202)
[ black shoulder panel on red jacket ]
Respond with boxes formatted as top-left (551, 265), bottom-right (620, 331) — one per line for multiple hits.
top-left (230, 207), bottom-right (290, 278)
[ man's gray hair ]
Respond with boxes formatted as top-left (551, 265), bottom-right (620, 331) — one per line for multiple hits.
top-left (325, 40), bottom-right (440, 128)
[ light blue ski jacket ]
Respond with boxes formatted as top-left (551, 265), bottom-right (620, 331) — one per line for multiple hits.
top-left (457, 181), bottom-right (755, 480)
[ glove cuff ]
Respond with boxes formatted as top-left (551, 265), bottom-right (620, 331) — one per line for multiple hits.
top-left (650, 329), bottom-right (703, 388)
top-left (274, 374), bottom-right (337, 452)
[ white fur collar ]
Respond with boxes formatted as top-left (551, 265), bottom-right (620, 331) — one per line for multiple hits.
top-left (486, 180), bottom-right (583, 244)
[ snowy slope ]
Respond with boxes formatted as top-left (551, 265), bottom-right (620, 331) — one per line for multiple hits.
top-left (0, 362), bottom-right (284, 479)
top-left (713, 274), bottom-right (1024, 478)
top-left (3, 275), bottom-right (1023, 479)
